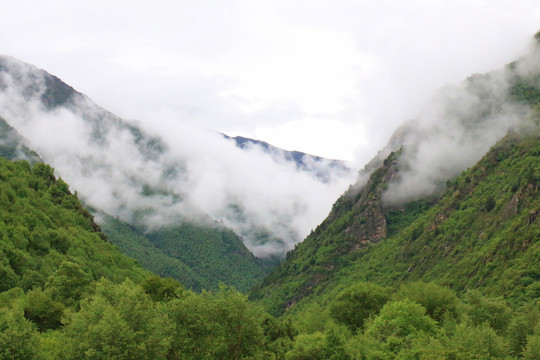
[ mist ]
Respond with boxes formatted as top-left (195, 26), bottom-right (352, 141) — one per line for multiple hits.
top-left (0, 56), bottom-right (355, 257)
top-left (381, 40), bottom-right (540, 205)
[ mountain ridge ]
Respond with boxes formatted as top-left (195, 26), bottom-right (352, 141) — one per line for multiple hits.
top-left (223, 134), bottom-right (352, 183)
top-left (0, 56), bottom-right (270, 290)
top-left (251, 34), bottom-right (540, 316)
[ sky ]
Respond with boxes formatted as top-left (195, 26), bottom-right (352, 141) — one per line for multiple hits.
top-left (1, 0), bottom-right (540, 164)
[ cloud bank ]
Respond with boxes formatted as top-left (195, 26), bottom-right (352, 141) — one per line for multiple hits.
top-left (380, 41), bottom-right (540, 204)
top-left (1, 1), bottom-right (539, 163)
top-left (0, 56), bottom-right (355, 257)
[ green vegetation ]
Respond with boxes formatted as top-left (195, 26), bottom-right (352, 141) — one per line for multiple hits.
top-left (0, 132), bottom-right (538, 359)
top-left (252, 131), bottom-right (540, 314)
top-left (3, 35), bottom-right (540, 358)
top-left (0, 157), bottom-right (292, 359)
top-left (100, 213), bottom-right (268, 292)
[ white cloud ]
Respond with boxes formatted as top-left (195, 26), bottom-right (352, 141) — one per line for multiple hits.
top-left (1, 1), bottom-right (539, 163)
top-left (0, 60), bottom-right (355, 256)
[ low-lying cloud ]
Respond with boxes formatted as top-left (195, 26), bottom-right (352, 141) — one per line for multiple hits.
top-left (0, 56), bottom-right (355, 257)
top-left (380, 41), bottom-right (540, 205)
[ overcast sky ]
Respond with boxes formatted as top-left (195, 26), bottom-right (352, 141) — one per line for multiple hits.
top-left (2, 0), bottom-right (540, 163)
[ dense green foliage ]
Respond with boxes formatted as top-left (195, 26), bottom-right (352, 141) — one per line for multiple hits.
top-left (0, 140), bottom-right (537, 359)
top-left (252, 131), bottom-right (540, 315)
top-left (100, 213), bottom-right (268, 292)
top-left (3, 36), bottom-right (540, 359)
top-left (97, 213), bottom-right (203, 290)
top-left (0, 158), bottom-right (147, 293)
top-left (0, 157), bottom-right (294, 359)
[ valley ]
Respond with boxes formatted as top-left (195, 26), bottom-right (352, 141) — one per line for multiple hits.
top-left (0, 28), bottom-right (540, 360)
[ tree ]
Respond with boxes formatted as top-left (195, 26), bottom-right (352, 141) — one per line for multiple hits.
top-left (364, 299), bottom-right (437, 355)
top-left (329, 282), bottom-right (391, 331)
top-left (166, 286), bottom-right (265, 359)
top-left (394, 282), bottom-right (459, 322)
top-left (140, 275), bottom-right (183, 302)
top-left (24, 288), bottom-right (64, 331)
top-left (57, 279), bottom-right (173, 360)
top-left (0, 306), bottom-right (40, 359)
top-left (446, 320), bottom-right (507, 359)
top-left (46, 261), bottom-right (91, 305)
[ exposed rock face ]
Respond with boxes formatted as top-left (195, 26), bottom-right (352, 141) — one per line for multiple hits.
top-left (337, 150), bottom-right (401, 252)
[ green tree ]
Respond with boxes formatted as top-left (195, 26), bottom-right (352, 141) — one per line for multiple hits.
top-left (446, 320), bottom-right (508, 359)
top-left (58, 279), bottom-right (172, 360)
top-left (0, 306), bottom-right (40, 360)
top-left (24, 288), bottom-right (64, 331)
top-left (47, 261), bottom-right (92, 305)
top-left (167, 286), bottom-right (265, 359)
top-left (329, 282), bottom-right (391, 331)
top-left (364, 299), bottom-right (437, 355)
top-left (261, 316), bottom-right (296, 359)
top-left (394, 282), bottom-right (459, 322)
top-left (285, 332), bottom-right (326, 360)
top-left (140, 275), bottom-right (183, 302)
top-left (462, 290), bottom-right (513, 333)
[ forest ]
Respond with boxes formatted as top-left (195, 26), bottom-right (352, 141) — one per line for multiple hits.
top-left (1, 28), bottom-right (540, 360)
top-left (0, 135), bottom-right (539, 358)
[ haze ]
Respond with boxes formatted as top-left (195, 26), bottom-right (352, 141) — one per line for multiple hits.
top-left (1, 0), bottom-right (540, 163)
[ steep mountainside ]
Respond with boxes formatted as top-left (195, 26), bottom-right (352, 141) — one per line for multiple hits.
top-left (0, 157), bottom-right (148, 297)
top-left (0, 56), bottom-right (268, 290)
top-left (0, 156), bottom-right (283, 360)
top-left (252, 35), bottom-right (540, 316)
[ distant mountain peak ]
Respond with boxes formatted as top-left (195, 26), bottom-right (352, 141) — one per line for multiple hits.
top-left (222, 133), bottom-right (352, 183)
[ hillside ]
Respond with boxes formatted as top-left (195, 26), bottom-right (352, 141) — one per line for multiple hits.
top-left (0, 56), bottom-right (270, 290)
top-left (0, 156), bottom-right (148, 309)
top-left (99, 212), bottom-right (267, 291)
top-left (251, 34), bottom-right (540, 315)
top-left (252, 130), bottom-right (540, 312)
top-left (2, 32), bottom-right (540, 360)
top-left (0, 156), bottom-right (287, 359)
top-left (2, 156), bottom-right (539, 359)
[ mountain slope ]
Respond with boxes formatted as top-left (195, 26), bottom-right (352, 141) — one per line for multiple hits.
top-left (252, 35), bottom-right (540, 316)
top-left (99, 212), bottom-right (267, 291)
top-left (0, 157), bottom-right (148, 295)
top-left (0, 55), bottom-right (353, 276)
top-left (0, 157), bottom-right (280, 360)
top-left (0, 56), bottom-right (268, 290)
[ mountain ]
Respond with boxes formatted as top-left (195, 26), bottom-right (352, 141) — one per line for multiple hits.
top-left (0, 56), bottom-right (268, 290)
top-left (0, 116), bottom-right (40, 163)
top-left (223, 134), bottom-right (352, 183)
top-left (0, 55), bottom-right (353, 265)
top-left (2, 33), bottom-right (540, 360)
top-left (251, 34), bottom-right (540, 315)
top-left (0, 155), bottom-right (281, 359)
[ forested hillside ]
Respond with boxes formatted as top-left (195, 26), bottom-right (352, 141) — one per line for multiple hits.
top-left (252, 33), bottom-right (540, 317)
top-left (100, 213), bottom-right (267, 291)
top-left (0, 157), bottom-right (292, 359)
top-left (252, 131), bottom-right (540, 312)
top-left (2, 28), bottom-right (540, 360)
top-left (2, 154), bottom-right (538, 360)
top-left (244, 34), bottom-right (540, 358)
top-left (0, 56), bottom-right (269, 290)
